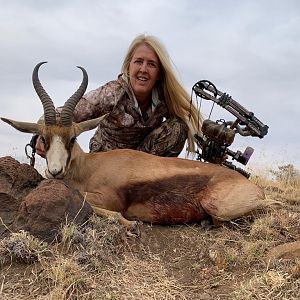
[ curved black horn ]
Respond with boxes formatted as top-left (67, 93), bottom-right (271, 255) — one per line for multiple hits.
top-left (32, 62), bottom-right (56, 125)
top-left (61, 66), bottom-right (88, 126)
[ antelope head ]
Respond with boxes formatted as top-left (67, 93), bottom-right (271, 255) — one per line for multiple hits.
top-left (1, 62), bottom-right (104, 179)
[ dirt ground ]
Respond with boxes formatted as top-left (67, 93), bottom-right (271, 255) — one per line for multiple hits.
top-left (0, 177), bottom-right (299, 300)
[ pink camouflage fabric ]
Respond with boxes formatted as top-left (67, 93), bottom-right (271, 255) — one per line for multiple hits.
top-left (73, 75), bottom-right (188, 157)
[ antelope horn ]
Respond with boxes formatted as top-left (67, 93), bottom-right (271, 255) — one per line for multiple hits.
top-left (32, 62), bottom-right (56, 125)
top-left (61, 66), bottom-right (88, 126)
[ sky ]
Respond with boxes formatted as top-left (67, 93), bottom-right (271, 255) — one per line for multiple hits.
top-left (0, 0), bottom-right (299, 173)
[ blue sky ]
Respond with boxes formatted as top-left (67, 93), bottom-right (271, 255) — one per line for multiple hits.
top-left (0, 0), bottom-right (299, 172)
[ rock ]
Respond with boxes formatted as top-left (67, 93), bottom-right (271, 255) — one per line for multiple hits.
top-left (0, 156), bottom-right (93, 243)
top-left (266, 241), bottom-right (300, 263)
top-left (0, 156), bottom-right (43, 237)
top-left (12, 179), bottom-right (93, 242)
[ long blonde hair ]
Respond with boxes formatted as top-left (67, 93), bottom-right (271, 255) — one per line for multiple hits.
top-left (121, 33), bottom-right (202, 153)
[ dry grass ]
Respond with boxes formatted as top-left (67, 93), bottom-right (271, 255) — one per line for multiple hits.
top-left (0, 167), bottom-right (299, 299)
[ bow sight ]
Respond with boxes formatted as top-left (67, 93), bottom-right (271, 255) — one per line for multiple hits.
top-left (191, 80), bottom-right (269, 178)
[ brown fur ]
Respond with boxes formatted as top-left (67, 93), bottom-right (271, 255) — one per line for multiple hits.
top-left (60, 145), bottom-right (269, 230)
top-left (1, 117), bottom-right (272, 231)
top-left (121, 175), bottom-right (209, 223)
top-left (41, 126), bottom-right (74, 149)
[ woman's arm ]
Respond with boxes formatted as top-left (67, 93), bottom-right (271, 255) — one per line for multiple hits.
top-left (73, 81), bottom-right (121, 122)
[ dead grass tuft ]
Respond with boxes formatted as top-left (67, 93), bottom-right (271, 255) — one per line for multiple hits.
top-left (37, 256), bottom-right (93, 299)
top-left (0, 230), bottom-right (48, 265)
top-left (232, 267), bottom-right (300, 300)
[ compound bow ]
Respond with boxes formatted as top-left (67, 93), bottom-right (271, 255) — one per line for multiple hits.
top-left (191, 80), bottom-right (269, 178)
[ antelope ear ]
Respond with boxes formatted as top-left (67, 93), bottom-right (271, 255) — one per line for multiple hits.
top-left (1, 117), bottom-right (41, 134)
top-left (75, 114), bottom-right (108, 136)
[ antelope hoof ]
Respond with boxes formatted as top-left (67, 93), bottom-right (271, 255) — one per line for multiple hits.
top-left (126, 221), bottom-right (140, 237)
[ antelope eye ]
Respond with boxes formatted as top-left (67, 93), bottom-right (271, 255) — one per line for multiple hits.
top-left (40, 136), bottom-right (46, 144)
top-left (70, 137), bottom-right (77, 144)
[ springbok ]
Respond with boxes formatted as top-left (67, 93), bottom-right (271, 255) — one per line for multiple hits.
top-left (1, 62), bottom-right (275, 232)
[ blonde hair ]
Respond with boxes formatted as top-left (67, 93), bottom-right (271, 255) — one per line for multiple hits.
top-left (121, 33), bottom-right (202, 153)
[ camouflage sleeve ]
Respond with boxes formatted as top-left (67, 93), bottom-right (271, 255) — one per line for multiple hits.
top-left (73, 81), bottom-right (121, 123)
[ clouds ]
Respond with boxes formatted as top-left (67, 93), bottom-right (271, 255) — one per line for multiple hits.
top-left (0, 0), bottom-right (299, 169)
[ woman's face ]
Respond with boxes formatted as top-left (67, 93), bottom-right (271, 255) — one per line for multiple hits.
top-left (128, 43), bottom-right (160, 103)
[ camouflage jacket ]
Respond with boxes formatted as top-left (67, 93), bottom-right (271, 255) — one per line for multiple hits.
top-left (73, 75), bottom-right (170, 153)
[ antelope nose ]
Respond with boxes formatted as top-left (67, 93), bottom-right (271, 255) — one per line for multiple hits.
top-left (48, 167), bottom-right (63, 178)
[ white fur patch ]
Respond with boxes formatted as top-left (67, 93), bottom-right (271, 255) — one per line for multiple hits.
top-left (45, 135), bottom-right (68, 178)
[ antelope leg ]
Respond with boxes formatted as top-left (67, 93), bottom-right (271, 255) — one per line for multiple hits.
top-left (91, 205), bottom-right (139, 235)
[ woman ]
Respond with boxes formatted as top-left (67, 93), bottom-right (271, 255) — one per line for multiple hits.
top-left (36, 34), bottom-right (202, 157)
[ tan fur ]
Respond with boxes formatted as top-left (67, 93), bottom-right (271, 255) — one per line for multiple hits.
top-left (62, 142), bottom-right (270, 228)
top-left (1, 118), bottom-right (275, 231)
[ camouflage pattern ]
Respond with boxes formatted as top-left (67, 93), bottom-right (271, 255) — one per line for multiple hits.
top-left (73, 75), bottom-right (188, 157)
